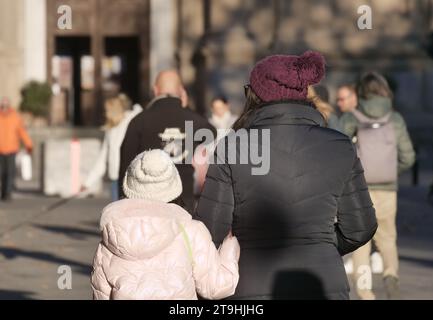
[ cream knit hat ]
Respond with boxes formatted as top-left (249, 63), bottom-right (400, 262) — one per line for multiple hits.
top-left (122, 149), bottom-right (183, 202)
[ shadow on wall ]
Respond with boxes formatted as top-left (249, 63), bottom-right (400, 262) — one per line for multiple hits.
top-left (272, 270), bottom-right (327, 300)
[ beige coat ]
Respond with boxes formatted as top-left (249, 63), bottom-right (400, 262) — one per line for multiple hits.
top-left (91, 199), bottom-right (240, 300)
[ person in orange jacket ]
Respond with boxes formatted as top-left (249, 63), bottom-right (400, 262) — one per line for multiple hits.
top-left (0, 97), bottom-right (33, 201)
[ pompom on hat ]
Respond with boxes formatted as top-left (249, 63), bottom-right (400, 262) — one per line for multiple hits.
top-left (249, 51), bottom-right (326, 102)
top-left (123, 149), bottom-right (182, 203)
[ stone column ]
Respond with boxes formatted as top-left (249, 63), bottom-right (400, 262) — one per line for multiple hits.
top-left (24, 0), bottom-right (47, 83)
top-left (0, 0), bottom-right (25, 106)
top-left (150, 0), bottom-right (177, 85)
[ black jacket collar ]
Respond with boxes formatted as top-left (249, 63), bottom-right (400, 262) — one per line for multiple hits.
top-left (246, 102), bottom-right (325, 128)
top-left (147, 95), bottom-right (182, 110)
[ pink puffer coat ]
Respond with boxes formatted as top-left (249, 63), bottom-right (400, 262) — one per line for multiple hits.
top-left (91, 199), bottom-right (240, 300)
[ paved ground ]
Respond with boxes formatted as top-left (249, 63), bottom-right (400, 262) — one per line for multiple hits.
top-left (0, 173), bottom-right (432, 300)
top-left (0, 195), bottom-right (108, 299)
top-left (348, 185), bottom-right (433, 300)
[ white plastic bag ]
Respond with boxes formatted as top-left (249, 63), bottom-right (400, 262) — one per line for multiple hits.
top-left (20, 152), bottom-right (33, 181)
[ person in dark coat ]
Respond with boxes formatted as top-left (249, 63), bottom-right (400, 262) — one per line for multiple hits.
top-left (119, 70), bottom-right (216, 212)
top-left (195, 51), bottom-right (378, 300)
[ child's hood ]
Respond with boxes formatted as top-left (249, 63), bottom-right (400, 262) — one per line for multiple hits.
top-left (99, 199), bottom-right (192, 260)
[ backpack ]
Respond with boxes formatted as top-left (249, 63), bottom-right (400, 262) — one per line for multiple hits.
top-left (352, 109), bottom-right (397, 184)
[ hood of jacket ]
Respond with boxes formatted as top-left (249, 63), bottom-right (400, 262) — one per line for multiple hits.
top-left (358, 95), bottom-right (393, 119)
top-left (245, 101), bottom-right (326, 128)
top-left (99, 199), bottom-right (192, 261)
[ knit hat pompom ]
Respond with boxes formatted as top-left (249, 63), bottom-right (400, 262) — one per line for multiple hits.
top-left (139, 150), bottom-right (172, 179)
top-left (123, 149), bottom-right (182, 203)
top-left (249, 50), bottom-right (326, 102)
top-left (293, 51), bottom-right (326, 87)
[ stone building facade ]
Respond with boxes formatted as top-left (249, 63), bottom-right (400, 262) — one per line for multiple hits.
top-left (1, 0), bottom-right (433, 125)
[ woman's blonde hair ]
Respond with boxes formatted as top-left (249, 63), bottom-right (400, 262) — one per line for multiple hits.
top-left (118, 93), bottom-right (132, 110)
top-left (103, 96), bottom-right (128, 129)
top-left (307, 86), bottom-right (334, 123)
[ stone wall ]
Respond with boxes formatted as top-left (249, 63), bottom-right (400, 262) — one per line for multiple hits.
top-left (177, 0), bottom-right (433, 118)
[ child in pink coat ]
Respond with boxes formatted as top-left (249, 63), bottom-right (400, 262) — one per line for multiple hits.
top-left (91, 149), bottom-right (240, 300)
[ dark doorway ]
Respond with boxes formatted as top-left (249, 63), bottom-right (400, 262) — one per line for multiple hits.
top-left (55, 37), bottom-right (91, 126)
top-left (104, 37), bottom-right (141, 105)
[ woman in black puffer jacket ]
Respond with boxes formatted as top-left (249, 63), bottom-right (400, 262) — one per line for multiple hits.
top-left (195, 51), bottom-right (377, 300)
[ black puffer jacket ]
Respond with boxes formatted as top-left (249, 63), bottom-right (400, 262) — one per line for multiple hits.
top-left (195, 102), bottom-right (377, 300)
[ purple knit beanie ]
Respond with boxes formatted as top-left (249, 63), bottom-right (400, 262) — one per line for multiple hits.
top-left (249, 51), bottom-right (326, 102)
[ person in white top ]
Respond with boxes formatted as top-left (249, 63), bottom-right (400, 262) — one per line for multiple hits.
top-left (193, 97), bottom-right (239, 195)
top-left (82, 94), bottom-right (142, 200)
top-left (208, 96), bottom-right (238, 139)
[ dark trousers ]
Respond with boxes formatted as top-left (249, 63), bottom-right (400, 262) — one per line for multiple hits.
top-left (0, 154), bottom-right (16, 200)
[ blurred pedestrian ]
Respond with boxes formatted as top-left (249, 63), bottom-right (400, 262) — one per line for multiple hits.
top-left (192, 96), bottom-right (238, 196)
top-left (196, 51), bottom-right (377, 300)
top-left (0, 97), bottom-right (33, 201)
top-left (81, 94), bottom-right (142, 201)
top-left (209, 96), bottom-right (238, 136)
top-left (340, 71), bottom-right (415, 300)
top-left (308, 85), bottom-right (342, 131)
top-left (91, 149), bottom-right (239, 300)
top-left (119, 70), bottom-right (216, 212)
top-left (336, 84), bottom-right (358, 114)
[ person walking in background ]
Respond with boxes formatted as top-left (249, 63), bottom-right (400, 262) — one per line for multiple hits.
top-left (81, 94), bottom-right (142, 201)
top-left (196, 51), bottom-right (377, 300)
top-left (0, 97), bottom-right (33, 201)
top-left (331, 83), bottom-right (381, 277)
top-left (119, 70), bottom-right (216, 212)
top-left (308, 85), bottom-right (342, 131)
top-left (192, 96), bottom-right (238, 196)
top-left (209, 96), bottom-right (238, 138)
top-left (340, 72), bottom-right (415, 300)
top-left (91, 149), bottom-right (240, 300)
top-left (336, 84), bottom-right (358, 115)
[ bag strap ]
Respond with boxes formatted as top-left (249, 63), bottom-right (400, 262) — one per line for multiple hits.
top-left (352, 109), bottom-right (393, 129)
top-left (351, 109), bottom-right (370, 123)
top-left (379, 112), bottom-right (393, 123)
top-left (177, 222), bottom-right (195, 267)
